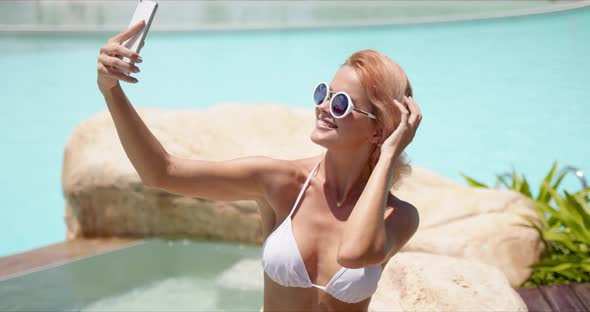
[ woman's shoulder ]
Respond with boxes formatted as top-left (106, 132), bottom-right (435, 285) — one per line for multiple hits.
top-left (262, 154), bottom-right (323, 186)
top-left (256, 155), bottom-right (323, 216)
top-left (291, 155), bottom-right (323, 181)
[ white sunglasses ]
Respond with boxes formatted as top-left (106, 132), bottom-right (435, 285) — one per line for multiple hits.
top-left (312, 82), bottom-right (376, 119)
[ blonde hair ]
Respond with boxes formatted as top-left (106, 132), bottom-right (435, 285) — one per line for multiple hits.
top-left (344, 49), bottom-right (413, 188)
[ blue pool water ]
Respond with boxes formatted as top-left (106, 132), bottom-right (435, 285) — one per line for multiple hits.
top-left (1, 6), bottom-right (589, 257)
top-left (0, 240), bottom-right (263, 311)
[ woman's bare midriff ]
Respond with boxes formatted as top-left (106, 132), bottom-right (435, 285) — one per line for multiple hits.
top-left (255, 156), bottom-right (379, 312)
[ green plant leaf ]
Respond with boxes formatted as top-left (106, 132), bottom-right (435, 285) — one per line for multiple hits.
top-left (556, 269), bottom-right (578, 280)
top-left (545, 182), bottom-right (566, 208)
top-left (531, 255), bottom-right (575, 267)
top-left (474, 162), bottom-right (590, 287)
top-left (545, 188), bottom-right (590, 244)
top-left (496, 174), bottom-right (512, 189)
top-left (517, 213), bottom-right (551, 255)
top-left (549, 263), bottom-right (575, 272)
top-left (537, 161), bottom-right (558, 202)
top-left (460, 173), bottom-right (489, 188)
top-left (512, 166), bottom-right (521, 190)
top-left (547, 215), bottom-right (562, 229)
top-left (551, 169), bottom-right (569, 193)
top-left (574, 186), bottom-right (590, 203)
top-left (534, 201), bottom-right (559, 219)
top-left (564, 191), bottom-right (590, 244)
top-left (521, 174), bottom-right (533, 198)
top-left (542, 183), bottom-right (581, 232)
top-left (543, 231), bottom-right (579, 253)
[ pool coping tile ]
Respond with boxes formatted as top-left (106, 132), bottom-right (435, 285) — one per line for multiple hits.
top-left (0, 238), bottom-right (141, 280)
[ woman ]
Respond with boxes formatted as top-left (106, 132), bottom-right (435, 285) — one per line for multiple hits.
top-left (97, 21), bottom-right (422, 311)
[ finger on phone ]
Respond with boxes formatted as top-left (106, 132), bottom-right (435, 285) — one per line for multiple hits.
top-left (106, 65), bottom-right (138, 83)
top-left (111, 20), bottom-right (145, 43)
top-left (113, 44), bottom-right (141, 63)
top-left (112, 57), bottom-right (139, 73)
top-left (100, 54), bottom-right (139, 73)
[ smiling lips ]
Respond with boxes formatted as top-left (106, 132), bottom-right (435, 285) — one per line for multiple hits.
top-left (318, 118), bottom-right (338, 129)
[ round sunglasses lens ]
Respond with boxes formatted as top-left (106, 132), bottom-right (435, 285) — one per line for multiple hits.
top-left (313, 84), bottom-right (327, 106)
top-left (331, 93), bottom-right (348, 117)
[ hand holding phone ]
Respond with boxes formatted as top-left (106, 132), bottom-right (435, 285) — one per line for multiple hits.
top-left (96, 1), bottom-right (158, 89)
top-left (121, 0), bottom-right (158, 71)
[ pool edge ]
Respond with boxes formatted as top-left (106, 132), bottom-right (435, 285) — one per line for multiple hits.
top-left (0, 238), bottom-right (143, 281)
top-left (1, 0), bottom-right (589, 33)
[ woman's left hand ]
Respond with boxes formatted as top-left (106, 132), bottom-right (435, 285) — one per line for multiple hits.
top-left (380, 96), bottom-right (422, 159)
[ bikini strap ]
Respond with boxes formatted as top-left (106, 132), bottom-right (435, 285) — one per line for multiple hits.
top-left (287, 159), bottom-right (322, 218)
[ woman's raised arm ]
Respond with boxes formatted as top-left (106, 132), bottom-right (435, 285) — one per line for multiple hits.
top-left (153, 156), bottom-right (287, 201)
top-left (101, 80), bottom-right (283, 201)
top-left (97, 21), bottom-right (166, 186)
top-left (97, 22), bottom-right (289, 203)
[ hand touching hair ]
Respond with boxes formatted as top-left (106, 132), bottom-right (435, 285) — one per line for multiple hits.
top-left (344, 50), bottom-right (418, 188)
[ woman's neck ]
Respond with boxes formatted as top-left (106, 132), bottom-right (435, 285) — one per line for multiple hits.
top-left (319, 147), bottom-right (374, 207)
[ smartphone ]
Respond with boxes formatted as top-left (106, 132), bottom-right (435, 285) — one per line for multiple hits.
top-left (121, 0), bottom-right (158, 70)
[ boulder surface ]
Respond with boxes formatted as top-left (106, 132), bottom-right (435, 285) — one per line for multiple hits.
top-left (369, 252), bottom-right (528, 311)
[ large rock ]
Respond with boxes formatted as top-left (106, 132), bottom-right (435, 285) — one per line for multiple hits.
top-left (369, 252), bottom-right (527, 311)
top-left (62, 104), bottom-right (321, 244)
top-left (62, 104), bottom-right (543, 286)
top-left (395, 167), bottom-right (543, 286)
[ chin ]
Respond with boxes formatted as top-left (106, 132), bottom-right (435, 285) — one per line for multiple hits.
top-left (310, 128), bottom-right (339, 150)
top-left (310, 127), bottom-right (374, 152)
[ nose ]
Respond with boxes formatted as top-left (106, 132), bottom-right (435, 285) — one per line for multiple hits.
top-left (317, 91), bottom-right (331, 112)
top-left (316, 97), bottom-right (331, 116)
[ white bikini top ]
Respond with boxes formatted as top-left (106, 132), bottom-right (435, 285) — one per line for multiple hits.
top-left (261, 160), bottom-right (383, 304)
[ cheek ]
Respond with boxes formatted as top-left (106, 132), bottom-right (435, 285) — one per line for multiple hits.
top-left (339, 118), bottom-right (374, 140)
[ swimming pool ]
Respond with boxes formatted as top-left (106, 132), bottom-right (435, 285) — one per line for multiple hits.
top-left (1, 3), bottom-right (589, 257)
top-left (0, 240), bottom-right (263, 311)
